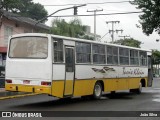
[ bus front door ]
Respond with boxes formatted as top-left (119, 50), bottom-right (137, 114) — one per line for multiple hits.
top-left (64, 46), bottom-right (75, 96)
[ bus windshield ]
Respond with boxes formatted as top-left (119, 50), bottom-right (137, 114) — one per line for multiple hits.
top-left (9, 36), bottom-right (48, 59)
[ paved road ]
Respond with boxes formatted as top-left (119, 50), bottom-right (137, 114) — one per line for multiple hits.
top-left (0, 78), bottom-right (160, 120)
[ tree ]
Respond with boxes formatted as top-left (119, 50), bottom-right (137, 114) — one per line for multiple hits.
top-left (50, 18), bottom-right (70, 36)
top-left (152, 50), bottom-right (160, 65)
top-left (50, 18), bottom-right (94, 40)
top-left (0, 0), bottom-right (48, 22)
top-left (113, 38), bottom-right (142, 48)
top-left (131, 0), bottom-right (160, 35)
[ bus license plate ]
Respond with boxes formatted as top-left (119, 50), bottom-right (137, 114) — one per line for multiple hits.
top-left (23, 80), bottom-right (30, 84)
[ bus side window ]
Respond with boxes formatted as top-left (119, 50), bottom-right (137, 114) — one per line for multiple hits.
top-left (76, 42), bottom-right (91, 63)
top-left (130, 50), bottom-right (139, 65)
top-left (53, 38), bottom-right (63, 62)
top-left (92, 44), bottom-right (105, 64)
top-left (107, 46), bottom-right (118, 65)
top-left (107, 46), bottom-right (113, 64)
top-left (119, 48), bottom-right (129, 65)
top-left (139, 51), bottom-right (147, 66)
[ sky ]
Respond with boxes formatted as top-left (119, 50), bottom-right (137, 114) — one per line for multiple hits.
top-left (34, 0), bottom-right (160, 51)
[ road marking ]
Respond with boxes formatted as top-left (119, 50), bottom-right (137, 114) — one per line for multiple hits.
top-left (152, 99), bottom-right (160, 102)
top-left (0, 93), bottom-right (41, 100)
top-left (153, 88), bottom-right (160, 90)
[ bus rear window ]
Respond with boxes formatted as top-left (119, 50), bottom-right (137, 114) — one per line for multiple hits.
top-left (9, 36), bottom-right (48, 59)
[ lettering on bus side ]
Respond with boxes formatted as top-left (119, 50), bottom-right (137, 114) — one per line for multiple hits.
top-left (123, 67), bottom-right (144, 75)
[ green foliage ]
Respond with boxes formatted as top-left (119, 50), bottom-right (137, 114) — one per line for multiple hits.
top-left (152, 50), bottom-right (160, 64)
top-left (1, 0), bottom-right (48, 22)
top-left (50, 18), bottom-right (94, 40)
top-left (113, 38), bottom-right (142, 48)
top-left (131, 0), bottom-right (160, 35)
top-left (51, 19), bottom-right (70, 36)
top-left (81, 35), bottom-right (94, 40)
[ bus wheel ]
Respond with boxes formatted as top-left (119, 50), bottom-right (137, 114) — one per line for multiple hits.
top-left (130, 82), bottom-right (142, 94)
top-left (129, 89), bottom-right (135, 93)
top-left (93, 82), bottom-right (102, 99)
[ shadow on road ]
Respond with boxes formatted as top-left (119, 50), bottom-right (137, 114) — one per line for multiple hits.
top-left (8, 92), bottom-right (142, 110)
top-left (106, 92), bottom-right (137, 99)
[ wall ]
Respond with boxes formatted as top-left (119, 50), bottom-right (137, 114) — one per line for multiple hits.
top-left (0, 17), bottom-right (38, 47)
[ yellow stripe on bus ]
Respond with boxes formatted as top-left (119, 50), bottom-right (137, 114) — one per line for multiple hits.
top-left (51, 80), bottom-right (64, 98)
top-left (64, 80), bottom-right (74, 95)
top-left (5, 77), bottom-right (147, 98)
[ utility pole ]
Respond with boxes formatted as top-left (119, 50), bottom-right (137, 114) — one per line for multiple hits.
top-left (106, 21), bottom-right (122, 43)
top-left (87, 9), bottom-right (103, 41)
top-left (115, 29), bottom-right (123, 34)
top-left (119, 35), bottom-right (130, 40)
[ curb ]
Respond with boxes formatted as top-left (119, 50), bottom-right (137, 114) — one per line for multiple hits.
top-left (0, 93), bottom-right (41, 100)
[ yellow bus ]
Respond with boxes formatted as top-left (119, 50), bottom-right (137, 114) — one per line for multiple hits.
top-left (5, 33), bottom-right (153, 99)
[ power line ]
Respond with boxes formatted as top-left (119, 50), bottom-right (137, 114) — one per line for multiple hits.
top-left (46, 11), bottom-right (142, 18)
top-left (10, 11), bottom-right (142, 18)
top-left (35, 4), bottom-right (86, 26)
top-left (43, 1), bottom-right (133, 6)
top-left (99, 32), bottom-right (110, 41)
top-left (87, 1), bottom-right (133, 5)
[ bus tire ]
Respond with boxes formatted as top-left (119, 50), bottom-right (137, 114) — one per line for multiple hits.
top-left (93, 82), bottom-right (102, 99)
top-left (130, 82), bottom-right (142, 94)
top-left (129, 89), bottom-right (136, 93)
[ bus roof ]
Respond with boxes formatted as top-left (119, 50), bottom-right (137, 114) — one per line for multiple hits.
top-left (10, 33), bottom-right (152, 52)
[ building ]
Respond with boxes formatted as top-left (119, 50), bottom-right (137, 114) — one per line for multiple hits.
top-left (85, 25), bottom-right (101, 41)
top-left (0, 10), bottom-right (50, 85)
top-left (0, 10), bottom-right (50, 67)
